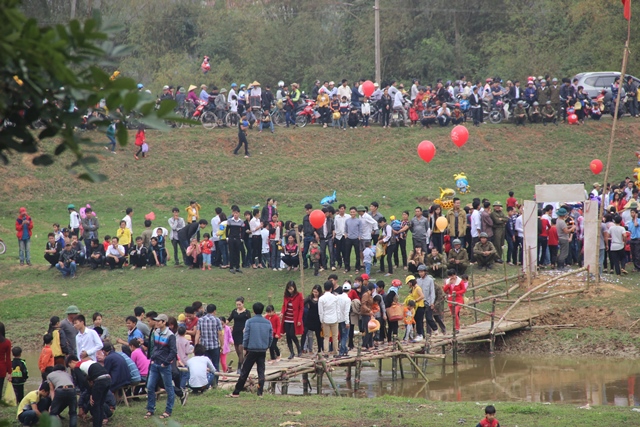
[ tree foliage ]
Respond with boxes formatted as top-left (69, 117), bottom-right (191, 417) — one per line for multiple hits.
top-left (1, 0), bottom-right (180, 180)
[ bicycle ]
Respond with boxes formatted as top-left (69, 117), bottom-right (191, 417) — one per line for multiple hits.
top-left (225, 111), bottom-right (240, 127)
top-left (270, 106), bottom-right (286, 127)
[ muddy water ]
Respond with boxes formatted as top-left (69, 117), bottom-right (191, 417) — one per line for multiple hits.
top-left (20, 352), bottom-right (640, 405)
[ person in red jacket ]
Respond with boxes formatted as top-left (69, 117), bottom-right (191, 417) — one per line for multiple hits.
top-left (265, 305), bottom-right (281, 363)
top-left (443, 269), bottom-right (467, 332)
top-left (16, 206), bottom-right (33, 266)
top-left (476, 404), bottom-right (500, 427)
top-left (279, 281), bottom-right (303, 360)
top-left (0, 322), bottom-right (12, 403)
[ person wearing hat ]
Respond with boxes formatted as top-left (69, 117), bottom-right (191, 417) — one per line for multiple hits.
top-left (549, 77), bottom-right (561, 121)
top-left (490, 201), bottom-right (508, 262)
top-left (404, 276), bottom-right (425, 341)
top-left (68, 204), bottom-right (80, 237)
top-left (542, 100), bottom-right (557, 125)
top-left (60, 306), bottom-right (80, 356)
top-left (537, 78), bottom-right (549, 105)
top-left (524, 80), bottom-right (538, 106)
top-left (187, 85), bottom-right (198, 105)
top-left (555, 207), bottom-right (574, 270)
top-left (160, 85), bottom-right (174, 102)
top-left (145, 314), bottom-right (180, 418)
top-left (416, 264), bottom-right (439, 335)
top-left (447, 238), bottom-right (469, 275)
top-left (513, 100), bottom-right (527, 126)
top-left (16, 207), bottom-right (33, 266)
top-left (473, 232), bottom-right (497, 270)
top-left (591, 183), bottom-right (602, 199)
top-left (198, 84), bottom-right (209, 103)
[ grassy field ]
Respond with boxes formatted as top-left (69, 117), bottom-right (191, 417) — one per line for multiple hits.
top-left (1, 122), bottom-right (640, 423)
top-left (2, 391), bottom-right (640, 427)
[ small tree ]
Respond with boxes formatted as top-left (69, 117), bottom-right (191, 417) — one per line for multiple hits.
top-left (0, 0), bottom-right (182, 181)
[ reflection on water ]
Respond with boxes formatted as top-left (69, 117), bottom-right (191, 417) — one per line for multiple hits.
top-left (295, 355), bottom-right (640, 406)
top-left (20, 351), bottom-right (640, 405)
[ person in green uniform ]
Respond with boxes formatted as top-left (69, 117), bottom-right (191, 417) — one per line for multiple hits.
top-left (490, 201), bottom-right (508, 263)
top-left (447, 239), bottom-right (469, 275)
top-left (474, 233), bottom-right (497, 270)
top-left (542, 101), bottom-right (557, 126)
top-left (513, 101), bottom-right (527, 126)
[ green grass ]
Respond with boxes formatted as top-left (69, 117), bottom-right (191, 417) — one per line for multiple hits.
top-left (2, 391), bottom-right (639, 427)
top-left (2, 122), bottom-right (640, 349)
top-left (2, 122), bottom-right (640, 424)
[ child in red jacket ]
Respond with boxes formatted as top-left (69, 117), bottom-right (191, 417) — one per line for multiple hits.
top-left (265, 305), bottom-right (281, 363)
top-left (476, 405), bottom-right (500, 427)
top-left (443, 270), bottom-right (467, 332)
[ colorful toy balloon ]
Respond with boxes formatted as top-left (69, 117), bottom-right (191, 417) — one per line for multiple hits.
top-left (417, 140), bottom-right (436, 163)
top-left (590, 159), bottom-right (603, 175)
top-left (362, 80), bottom-right (375, 97)
top-left (568, 114), bottom-right (578, 124)
top-left (309, 209), bottom-right (326, 229)
top-left (450, 125), bottom-right (469, 148)
top-left (436, 216), bottom-right (448, 232)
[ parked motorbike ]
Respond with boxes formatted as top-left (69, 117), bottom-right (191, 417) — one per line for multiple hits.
top-left (295, 98), bottom-right (318, 128)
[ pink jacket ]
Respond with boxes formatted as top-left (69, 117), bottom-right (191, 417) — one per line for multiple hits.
top-left (130, 347), bottom-right (150, 377)
top-left (222, 325), bottom-right (233, 355)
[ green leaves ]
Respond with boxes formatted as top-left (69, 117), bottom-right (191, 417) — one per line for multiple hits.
top-left (0, 0), bottom-right (181, 182)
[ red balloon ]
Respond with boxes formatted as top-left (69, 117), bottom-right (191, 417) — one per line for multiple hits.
top-left (309, 209), bottom-right (326, 229)
top-left (145, 211), bottom-right (156, 221)
top-left (362, 80), bottom-right (375, 97)
top-left (590, 159), bottom-right (603, 175)
top-left (450, 125), bottom-right (469, 148)
top-left (417, 140), bottom-right (436, 163)
top-left (568, 114), bottom-right (578, 124)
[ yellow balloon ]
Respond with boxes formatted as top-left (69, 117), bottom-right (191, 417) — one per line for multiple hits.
top-left (436, 216), bottom-right (448, 232)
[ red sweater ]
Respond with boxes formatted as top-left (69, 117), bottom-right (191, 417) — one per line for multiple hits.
top-left (0, 338), bottom-right (11, 377)
top-left (265, 313), bottom-right (281, 338)
top-left (548, 225), bottom-right (559, 246)
top-left (15, 215), bottom-right (33, 239)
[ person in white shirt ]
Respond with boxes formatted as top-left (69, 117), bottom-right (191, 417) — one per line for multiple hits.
top-left (250, 209), bottom-right (263, 269)
top-left (186, 344), bottom-right (216, 391)
top-left (336, 284), bottom-right (352, 356)
top-left (122, 207), bottom-right (134, 235)
top-left (227, 84), bottom-right (237, 104)
top-left (74, 314), bottom-right (103, 361)
top-left (317, 281), bottom-right (339, 356)
top-left (105, 236), bottom-right (126, 269)
top-left (514, 208), bottom-right (524, 265)
top-left (470, 201), bottom-right (482, 262)
top-left (210, 208), bottom-right (222, 266)
top-left (337, 79), bottom-right (352, 101)
top-left (68, 204), bottom-right (81, 236)
top-left (410, 79), bottom-right (419, 101)
top-left (437, 104), bottom-right (451, 126)
top-left (357, 206), bottom-right (379, 264)
top-left (333, 204), bottom-right (348, 270)
top-left (260, 223), bottom-right (270, 268)
top-left (393, 87), bottom-right (406, 122)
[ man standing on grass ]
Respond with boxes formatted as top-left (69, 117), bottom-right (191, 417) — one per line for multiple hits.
top-left (357, 205), bottom-right (378, 267)
top-left (302, 204), bottom-right (315, 269)
top-left (195, 304), bottom-right (223, 379)
top-left (60, 306), bottom-right (79, 357)
top-left (490, 201), bottom-right (507, 263)
top-left (229, 302), bottom-right (272, 398)
top-left (410, 206), bottom-right (429, 253)
top-left (227, 206), bottom-right (244, 274)
top-left (333, 204), bottom-right (348, 270)
top-left (81, 208), bottom-right (99, 254)
top-left (145, 314), bottom-right (184, 419)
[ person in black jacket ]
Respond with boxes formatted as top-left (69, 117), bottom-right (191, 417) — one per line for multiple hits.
top-left (67, 355), bottom-right (111, 427)
top-left (177, 219), bottom-right (208, 267)
top-left (559, 78), bottom-right (575, 122)
top-left (87, 239), bottom-right (105, 270)
top-left (468, 86), bottom-right (483, 126)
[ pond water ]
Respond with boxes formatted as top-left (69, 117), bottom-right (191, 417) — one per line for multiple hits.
top-left (20, 351), bottom-right (640, 406)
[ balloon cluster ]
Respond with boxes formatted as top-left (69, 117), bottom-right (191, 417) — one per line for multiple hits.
top-left (417, 125), bottom-right (469, 164)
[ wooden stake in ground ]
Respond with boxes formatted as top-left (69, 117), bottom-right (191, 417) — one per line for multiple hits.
top-left (596, 12), bottom-right (632, 284)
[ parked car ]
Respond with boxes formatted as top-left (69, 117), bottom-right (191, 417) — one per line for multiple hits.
top-left (573, 71), bottom-right (640, 103)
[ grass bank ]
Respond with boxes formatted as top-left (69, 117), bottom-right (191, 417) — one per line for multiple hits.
top-left (1, 122), bottom-right (640, 353)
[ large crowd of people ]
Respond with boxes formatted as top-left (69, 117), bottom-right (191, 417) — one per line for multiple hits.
top-left (13, 175), bottom-right (640, 280)
top-left (154, 74), bottom-right (640, 131)
top-left (5, 178), bottom-right (640, 424)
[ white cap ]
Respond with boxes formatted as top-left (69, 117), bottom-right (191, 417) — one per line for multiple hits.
top-left (342, 282), bottom-right (352, 291)
top-left (163, 85), bottom-right (169, 90)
